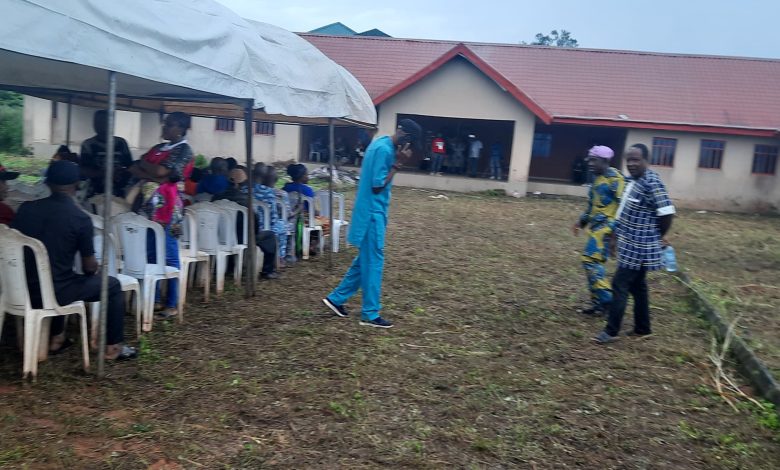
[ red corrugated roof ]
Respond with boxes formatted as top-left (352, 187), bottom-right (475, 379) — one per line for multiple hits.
top-left (302, 34), bottom-right (780, 136)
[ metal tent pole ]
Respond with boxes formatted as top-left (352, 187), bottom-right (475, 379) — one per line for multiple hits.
top-left (97, 71), bottom-right (117, 378)
top-left (65, 96), bottom-right (73, 146)
top-left (327, 119), bottom-right (335, 269)
top-left (244, 101), bottom-right (256, 298)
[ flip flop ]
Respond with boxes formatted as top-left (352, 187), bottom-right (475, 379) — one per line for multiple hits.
top-left (49, 338), bottom-right (75, 355)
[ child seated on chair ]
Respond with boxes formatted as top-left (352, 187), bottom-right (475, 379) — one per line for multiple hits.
top-left (283, 163), bottom-right (322, 255)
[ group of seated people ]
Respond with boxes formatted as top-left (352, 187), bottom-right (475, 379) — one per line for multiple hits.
top-left (0, 109), bottom-right (321, 365)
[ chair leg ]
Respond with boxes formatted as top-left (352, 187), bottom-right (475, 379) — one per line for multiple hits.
top-left (177, 263), bottom-right (189, 322)
top-left (141, 278), bottom-right (155, 333)
top-left (22, 315), bottom-right (37, 380)
top-left (0, 312), bottom-right (5, 346)
top-left (216, 255), bottom-right (226, 294)
top-left (132, 288), bottom-right (142, 339)
top-left (79, 312), bottom-right (90, 372)
top-left (318, 228), bottom-right (324, 254)
top-left (234, 250), bottom-right (245, 283)
top-left (302, 229), bottom-right (310, 260)
top-left (332, 224), bottom-right (341, 253)
top-left (201, 258), bottom-right (211, 303)
top-left (89, 302), bottom-right (99, 350)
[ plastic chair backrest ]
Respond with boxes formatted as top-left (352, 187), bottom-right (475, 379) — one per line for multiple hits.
top-left (288, 191), bottom-right (316, 227)
top-left (316, 190), bottom-right (345, 221)
top-left (188, 205), bottom-right (222, 256)
top-left (113, 212), bottom-right (166, 278)
top-left (212, 202), bottom-right (239, 247)
top-left (180, 212), bottom-right (199, 258)
top-left (0, 226), bottom-right (60, 314)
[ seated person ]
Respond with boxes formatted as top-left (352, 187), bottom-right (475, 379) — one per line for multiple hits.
top-left (226, 157), bottom-right (238, 171)
top-left (212, 168), bottom-right (249, 205)
top-left (12, 161), bottom-right (136, 360)
top-left (242, 166), bottom-right (280, 279)
top-left (197, 157), bottom-right (229, 196)
top-left (212, 167), bottom-right (279, 280)
top-left (0, 162), bottom-right (20, 225)
top-left (80, 110), bottom-right (134, 198)
top-left (283, 163), bottom-right (322, 255)
top-left (283, 163), bottom-right (315, 198)
top-left (247, 166), bottom-right (288, 268)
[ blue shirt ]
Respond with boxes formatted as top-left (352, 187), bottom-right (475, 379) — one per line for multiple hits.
top-left (348, 136), bottom-right (395, 246)
top-left (197, 174), bottom-right (229, 195)
top-left (615, 168), bottom-right (676, 271)
top-left (282, 182), bottom-right (315, 198)
top-left (242, 183), bottom-right (279, 230)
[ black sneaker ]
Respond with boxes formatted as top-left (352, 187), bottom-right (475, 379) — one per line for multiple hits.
top-left (580, 306), bottom-right (607, 316)
top-left (359, 316), bottom-right (394, 329)
top-left (625, 330), bottom-right (653, 338)
top-left (322, 297), bottom-right (349, 317)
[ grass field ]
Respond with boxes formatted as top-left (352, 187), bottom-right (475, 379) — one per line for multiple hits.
top-left (1, 188), bottom-right (778, 469)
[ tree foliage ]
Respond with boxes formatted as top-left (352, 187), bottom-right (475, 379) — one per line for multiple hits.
top-left (524, 30), bottom-right (579, 48)
top-left (0, 91), bottom-right (24, 153)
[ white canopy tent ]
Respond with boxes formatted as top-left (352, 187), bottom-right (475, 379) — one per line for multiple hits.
top-left (1, 0), bottom-right (376, 377)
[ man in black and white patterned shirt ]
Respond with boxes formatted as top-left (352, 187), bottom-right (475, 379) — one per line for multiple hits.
top-left (595, 143), bottom-right (675, 344)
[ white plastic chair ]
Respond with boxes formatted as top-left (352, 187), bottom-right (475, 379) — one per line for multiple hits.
top-left (213, 199), bottom-right (265, 282)
top-left (0, 225), bottom-right (90, 380)
top-left (187, 203), bottom-right (232, 295)
top-left (179, 211), bottom-right (210, 315)
top-left (75, 229), bottom-right (143, 345)
top-left (112, 212), bottom-right (180, 332)
top-left (288, 191), bottom-right (323, 260)
top-left (316, 190), bottom-right (349, 253)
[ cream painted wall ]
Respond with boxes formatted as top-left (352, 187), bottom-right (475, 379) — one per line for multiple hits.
top-left (157, 117), bottom-right (300, 164)
top-left (376, 56), bottom-right (537, 193)
top-left (22, 96), bottom-right (301, 164)
top-left (625, 129), bottom-right (780, 211)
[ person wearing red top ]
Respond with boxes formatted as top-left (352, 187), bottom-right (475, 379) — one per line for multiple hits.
top-left (0, 163), bottom-right (20, 225)
top-left (430, 134), bottom-right (446, 176)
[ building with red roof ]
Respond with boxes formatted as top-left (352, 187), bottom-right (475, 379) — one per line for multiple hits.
top-left (300, 33), bottom-right (780, 211)
top-left (22, 31), bottom-right (780, 211)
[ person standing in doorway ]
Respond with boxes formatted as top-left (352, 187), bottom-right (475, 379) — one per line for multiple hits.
top-left (467, 134), bottom-right (483, 177)
top-left (322, 119), bottom-right (421, 328)
top-left (594, 143), bottom-right (675, 343)
top-left (430, 133), bottom-right (446, 175)
top-left (572, 145), bottom-right (624, 316)
top-left (489, 142), bottom-right (503, 180)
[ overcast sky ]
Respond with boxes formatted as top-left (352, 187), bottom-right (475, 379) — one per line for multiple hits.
top-left (217, 0), bottom-right (779, 59)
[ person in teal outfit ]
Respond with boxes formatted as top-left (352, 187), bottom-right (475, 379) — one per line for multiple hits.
top-left (322, 119), bottom-right (422, 328)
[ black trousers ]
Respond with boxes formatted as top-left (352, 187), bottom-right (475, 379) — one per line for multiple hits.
top-left (605, 267), bottom-right (651, 336)
top-left (256, 230), bottom-right (277, 274)
top-left (33, 275), bottom-right (126, 345)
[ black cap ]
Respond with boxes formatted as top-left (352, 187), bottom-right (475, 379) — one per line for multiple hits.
top-left (397, 118), bottom-right (422, 145)
top-left (0, 163), bottom-right (20, 181)
top-left (46, 160), bottom-right (81, 185)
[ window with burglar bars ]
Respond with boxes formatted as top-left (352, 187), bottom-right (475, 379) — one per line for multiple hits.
top-left (698, 139), bottom-right (725, 169)
top-left (651, 137), bottom-right (677, 167)
top-left (255, 121), bottom-right (275, 135)
top-left (215, 118), bottom-right (235, 132)
top-left (752, 145), bottom-right (778, 175)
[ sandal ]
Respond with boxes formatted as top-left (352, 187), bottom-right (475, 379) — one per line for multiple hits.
top-left (155, 308), bottom-right (177, 320)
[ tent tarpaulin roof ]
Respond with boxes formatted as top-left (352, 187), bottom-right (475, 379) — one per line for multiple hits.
top-left (0, 0), bottom-right (376, 125)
